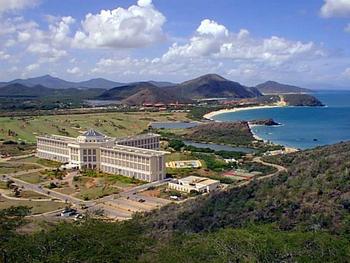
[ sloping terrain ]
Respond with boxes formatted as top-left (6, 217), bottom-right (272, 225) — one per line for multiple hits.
top-left (2, 141), bottom-right (350, 262)
top-left (121, 87), bottom-right (191, 105)
top-left (256, 81), bottom-right (312, 94)
top-left (177, 74), bottom-right (261, 99)
top-left (0, 83), bottom-right (104, 99)
top-left (142, 141), bottom-right (350, 234)
top-left (184, 121), bottom-right (255, 145)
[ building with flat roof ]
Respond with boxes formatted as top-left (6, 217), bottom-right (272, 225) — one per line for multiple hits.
top-left (37, 129), bottom-right (166, 182)
top-left (168, 176), bottom-right (219, 193)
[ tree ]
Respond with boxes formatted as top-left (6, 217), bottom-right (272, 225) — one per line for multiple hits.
top-left (0, 206), bottom-right (31, 262)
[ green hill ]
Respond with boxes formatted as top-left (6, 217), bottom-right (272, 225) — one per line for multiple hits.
top-left (2, 141), bottom-right (350, 262)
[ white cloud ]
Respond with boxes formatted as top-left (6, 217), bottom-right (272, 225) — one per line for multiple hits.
top-left (0, 0), bottom-right (38, 13)
top-left (197, 19), bottom-right (228, 37)
top-left (162, 19), bottom-right (322, 65)
top-left (73, 0), bottom-right (166, 48)
top-left (320, 0), bottom-right (350, 17)
top-left (13, 16), bottom-right (74, 62)
top-left (0, 51), bottom-right (10, 60)
top-left (137, 0), bottom-right (152, 7)
top-left (25, 63), bottom-right (39, 72)
top-left (67, 66), bottom-right (81, 75)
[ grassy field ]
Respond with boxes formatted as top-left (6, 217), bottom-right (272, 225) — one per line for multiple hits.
top-left (10, 156), bottom-right (61, 168)
top-left (13, 172), bottom-right (48, 184)
top-left (8, 190), bottom-right (49, 199)
top-left (0, 142), bottom-right (35, 156)
top-left (0, 112), bottom-right (189, 143)
top-left (0, 196), bottom-right (64, 214)
top-left (0, 162), bottom-right (39, 175)
top-left (165, 152), bottom-right (197, 162)
top-left (52, 175), bottom-right (125, 201)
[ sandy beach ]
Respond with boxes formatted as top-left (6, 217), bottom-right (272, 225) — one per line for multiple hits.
top-left (203, 105), bottom-right (299, 152)
top-left (203, 105), bottom-right (284, 120)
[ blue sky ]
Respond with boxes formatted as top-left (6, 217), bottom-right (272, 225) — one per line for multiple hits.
top-left (0, 0), bottom-right (350, 88)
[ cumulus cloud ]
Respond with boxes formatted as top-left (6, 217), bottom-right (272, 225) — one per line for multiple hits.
top-left (73, 0), bottom-right (166, 49)
top-left (0, 0), bottom-right (38, 13)
top-left (67, 66), bottom-right (81, 75)
top-left (162, 19), bottom-right (322, 65)
top-left (25, 63), bottom-right (39, 72)
top-left (14, 16), bottom-right (74, 62)
top-left (0, 51), bottom-right (10, 60)
top-left (320, 0), bottom-right (350, 17)
top-left (91, 56), bottom-right (222, 81)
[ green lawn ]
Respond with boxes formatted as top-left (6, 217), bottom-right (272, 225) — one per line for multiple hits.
top-left (10, 156), bottom-right (61, 168)
top-left (9, 190), bottom-right (49, 199)
top-left (0, 142), bottom-right (36, 156)
top-left (82, 170), bottom-right (146, 187)
top-left (0, 197), bottom-right (64, 214)
top-left (165, 152), bottom-right (197, 162)
top-left (75, 186), bottom-right (120, 201)
top-left (13, 172), bottom-right (48, 184)
top-left (0, 112), bottom-right (189, 143)
top-left (0, 163), bottom-right (39, 175)
top-left (0, 181), bottom-right (7, 189)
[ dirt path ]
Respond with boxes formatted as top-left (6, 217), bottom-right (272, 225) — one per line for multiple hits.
top-left (228, 156), bottom-right (287, 189)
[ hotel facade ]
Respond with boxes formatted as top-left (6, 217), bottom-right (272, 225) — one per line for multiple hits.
top-left (36, 130), bottom-right (166, 182)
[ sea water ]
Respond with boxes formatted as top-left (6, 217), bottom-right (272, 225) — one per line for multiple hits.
top-left (212, 90), bottom-right (350, 149)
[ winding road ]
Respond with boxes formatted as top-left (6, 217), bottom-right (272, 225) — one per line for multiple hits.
top-left (1, 153), bottom-right (288, 220)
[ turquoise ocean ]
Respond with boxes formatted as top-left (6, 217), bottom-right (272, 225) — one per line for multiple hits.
top-left (212, 91), bottom-right (350, 149)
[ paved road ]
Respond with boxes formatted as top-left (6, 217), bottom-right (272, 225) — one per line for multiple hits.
top-left (1, 165), bottom-right (171, 219)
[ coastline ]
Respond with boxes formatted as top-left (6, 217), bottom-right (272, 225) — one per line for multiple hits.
top-left (203, 105), bottom-right (299, 152)
top-left (203, 105), bottom-right (284, 120)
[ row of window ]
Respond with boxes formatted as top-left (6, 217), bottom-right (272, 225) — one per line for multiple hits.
top-left (37, 145), bottom-right (69, 155)
top-left (101, 158), bottom-right (150, 171)
top-left (83, 149), bottom-right (97, 155)
top-left (100, 165), bottom-right (150, 181)
top-left (38, 139), bottom-right (68, 148)
top-left (37, 151), bottom-right (69, 163)
top-left (118, 141), bottom-right (159, 149)
top-left (83, 156), bottom-right (97, 162)
top-left (101, 151), bottom-right (151, 163)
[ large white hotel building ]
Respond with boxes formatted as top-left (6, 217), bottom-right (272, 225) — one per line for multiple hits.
top-left (36, 130), bottom-right (166, 182)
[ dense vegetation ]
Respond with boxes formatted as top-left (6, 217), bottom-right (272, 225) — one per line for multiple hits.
top-left (184, 121), bottom-right (255, 146)
top-left (1, 141), bottom-right (350, 262)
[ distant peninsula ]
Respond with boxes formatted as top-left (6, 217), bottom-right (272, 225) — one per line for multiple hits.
top-left (256, 80), bottom-right (312, 94)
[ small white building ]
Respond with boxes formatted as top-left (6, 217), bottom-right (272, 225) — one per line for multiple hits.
top-left (166, 160), bottom-right (202, 169)
top-left (168, 176), bottom-right (219, 193)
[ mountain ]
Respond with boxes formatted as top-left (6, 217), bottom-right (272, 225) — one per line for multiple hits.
top-left (4, 75), bottom-right (81, 89)
top-left (98, 82), bottom-right (157, 101)
top-left (121, 87), bottom-right (191, 105)
top-left (0, 83), bottom-right (104, 99)
top-left (177, 74), bottom-right (262, 99)
top-left (98, 82), bottom-right (191, 104)
top-left (0, 75), bottom-right (124, 90)
top-left (256, 81), bottom-right (312, 94)
top-left (0, 83), bottom-right (54, 97)
top-left (78, 78), bottom-right (124, 89)
top-left (148, 81), bottom-right (176, 87)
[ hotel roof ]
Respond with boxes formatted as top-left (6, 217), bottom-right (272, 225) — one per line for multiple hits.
top-left (179, 176), bottom-right (219, 186)
top-left (101, 144), bottom-right (168, 157)
top-left (116, 133), bottom-right (160, 142)
top-left (82, 129), bottom-right (106, 137)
